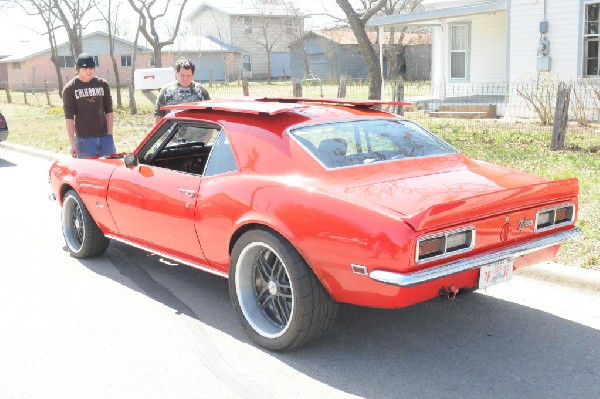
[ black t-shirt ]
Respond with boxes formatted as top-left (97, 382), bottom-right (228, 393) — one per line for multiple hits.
top-left (63, 76), bottom-right (113, 138)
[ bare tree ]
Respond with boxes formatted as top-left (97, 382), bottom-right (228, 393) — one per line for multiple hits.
top-left (96, 0), bottom-right (125, 108)
top-left (126, 0), bottom-right (190, 68)
top-left (336, 0), bottom-right (386, 99)
top-left (128, 17), bottom-right (142, 115)
top-left (10, 0), bottom-right (66, 95)
top-left (247, 1), bottom-right (302, 84)
top-left (381, 0), bottom-right (424, 80)
top-left (51, 0), bottom-right (99, 58)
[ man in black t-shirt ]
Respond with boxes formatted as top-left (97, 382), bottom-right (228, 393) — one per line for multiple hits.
top-left (62, 53), bottom-right (115, 158)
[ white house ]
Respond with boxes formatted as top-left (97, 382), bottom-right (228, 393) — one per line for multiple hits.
top-left (185, 1), bottom-right (304, 80)
top-left (369, 0), bottom-right (597, 115)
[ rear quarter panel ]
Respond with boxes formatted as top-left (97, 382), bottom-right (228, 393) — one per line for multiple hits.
top-left (195, 171), bottom-right (417, 302)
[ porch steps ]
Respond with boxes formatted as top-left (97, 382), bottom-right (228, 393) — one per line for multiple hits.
top-left (429, 104), bottom-right (497, 119)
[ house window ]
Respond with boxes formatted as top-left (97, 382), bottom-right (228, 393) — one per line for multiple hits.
top-left (58, 56), bottom-right (75, 68)
top-left (584, 3), bottom-right (600, 76)
top-left (150, 56), bottom-right (156, 67)
top-left (242, 53), bottom-right (252, 78)
top-left (285, 18), bottom-right (293, 34)
top-left (449, 23), bottom-right (469, 80)
top-left (121, 55), bottom-right (132, 67)
top-left (12, 62), bottom-right (21, 69)
top-left (244, 17), bottom-right (252, 34)
top-left (92, 55), bottom-right (99, 67)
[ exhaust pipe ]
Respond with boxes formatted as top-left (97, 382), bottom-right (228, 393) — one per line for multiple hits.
top-left (439, 284), bottom-right (459, 300)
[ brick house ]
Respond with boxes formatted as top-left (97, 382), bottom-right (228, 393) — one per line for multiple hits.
top-left (0, 31), bottom-right (152, 91)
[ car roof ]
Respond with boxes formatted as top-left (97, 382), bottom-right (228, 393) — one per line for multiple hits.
top-left (161, 97), bottom-right (410, 117)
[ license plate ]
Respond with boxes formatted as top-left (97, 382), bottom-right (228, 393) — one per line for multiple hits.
top-left (478, 257), bottom-right (514, 289)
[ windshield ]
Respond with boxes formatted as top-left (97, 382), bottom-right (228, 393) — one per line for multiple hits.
top-left (290, 119), bottom-right (457, 169)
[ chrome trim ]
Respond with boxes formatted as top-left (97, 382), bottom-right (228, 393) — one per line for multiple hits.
top-left (370, 227), bottom-right (582, 287)
top-left (535, 203), bottom-right (576, 233)
top-left (105, 235), bottom-right (228, 278)
top-left (415, 226), bottom-right (476, 264)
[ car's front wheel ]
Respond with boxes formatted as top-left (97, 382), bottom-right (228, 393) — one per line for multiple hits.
top-left (229, 229), bottom-right (338, 351)
top-left (62, 189), bottom-right (109, 258)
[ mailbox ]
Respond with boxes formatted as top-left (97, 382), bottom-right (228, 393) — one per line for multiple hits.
top-left (134, 68), bottom-right (175, 90)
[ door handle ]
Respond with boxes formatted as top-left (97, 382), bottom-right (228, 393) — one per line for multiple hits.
top-left (178, 188), bottom-right (196, 198)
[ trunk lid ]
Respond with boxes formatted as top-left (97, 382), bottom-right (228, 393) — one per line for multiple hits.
top-left (340, 156), bottom-right (578, 232)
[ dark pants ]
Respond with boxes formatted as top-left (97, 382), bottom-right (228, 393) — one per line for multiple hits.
top-left (76, 135), bottom-right (116, 158)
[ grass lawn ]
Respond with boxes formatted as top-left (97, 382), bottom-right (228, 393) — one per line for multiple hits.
top-left (1, 100), bottom-right (597, 269)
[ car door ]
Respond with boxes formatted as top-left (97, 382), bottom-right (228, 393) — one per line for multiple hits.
top-left (106, 120), bottom-right (218, 262)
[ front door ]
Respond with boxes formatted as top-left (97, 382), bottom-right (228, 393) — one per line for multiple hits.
top-left (106, 120), bottom-right (220, 263)
top-left (107, 164), bottom-right (203, 262)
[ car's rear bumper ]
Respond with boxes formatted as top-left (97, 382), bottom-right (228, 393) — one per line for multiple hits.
top-left (370, 227), bottom-right (583, 287)
top-left (0, 130), bottom-right (8, 142)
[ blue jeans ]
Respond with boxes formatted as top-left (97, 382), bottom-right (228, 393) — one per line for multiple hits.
top-left (76, 135), bottom-right (116, 158)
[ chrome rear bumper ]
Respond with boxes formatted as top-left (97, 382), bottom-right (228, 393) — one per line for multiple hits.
top-left (370, 227), bottom-right (582, 287)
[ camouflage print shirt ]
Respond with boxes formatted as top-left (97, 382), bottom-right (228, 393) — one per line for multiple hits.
top-left (154, 81), bottom-right (210, 118)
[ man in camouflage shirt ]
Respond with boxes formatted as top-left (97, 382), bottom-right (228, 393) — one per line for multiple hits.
top-left (154, 58), bottom-right (210, 124)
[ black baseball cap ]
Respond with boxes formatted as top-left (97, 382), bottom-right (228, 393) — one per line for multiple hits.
top-left (76, 54), bottom-right (96, 69)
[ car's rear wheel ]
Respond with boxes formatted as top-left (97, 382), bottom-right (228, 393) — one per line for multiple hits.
top-left (229, 229), bottom-right (338, 351)
top-left (62, 190), bottom-right (109, 258)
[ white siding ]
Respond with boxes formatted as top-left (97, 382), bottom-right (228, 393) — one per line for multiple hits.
top-left (190, 9), bottom-right (232, 44)
top-left (469, 12), bottom-right (507, 82)
top-left (545, 1), bottom-right (580, 79)
top-left (509, 0), bottom-right (581, 82)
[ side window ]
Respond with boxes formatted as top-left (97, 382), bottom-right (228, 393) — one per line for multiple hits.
top-left (203, 130), bottom-right (238, 177)
top-left (138, 121), bottom-right (221, 175)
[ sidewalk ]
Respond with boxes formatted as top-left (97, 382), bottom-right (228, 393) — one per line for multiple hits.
top-left (2, 141), bottom-right (599, 294)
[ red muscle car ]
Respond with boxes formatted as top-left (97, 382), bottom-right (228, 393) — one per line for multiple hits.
top-left (49, 98), bottom-right (582, 351)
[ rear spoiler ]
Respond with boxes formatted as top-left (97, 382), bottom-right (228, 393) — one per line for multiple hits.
top-left (402, 178), bottom-right (579, 231)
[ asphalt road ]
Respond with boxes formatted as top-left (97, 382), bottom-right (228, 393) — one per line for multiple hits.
top-left (1, 146), bottom-right (599, 399)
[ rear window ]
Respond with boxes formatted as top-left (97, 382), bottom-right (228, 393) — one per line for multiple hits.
top-left (289, 119), bottom-right (457, 169)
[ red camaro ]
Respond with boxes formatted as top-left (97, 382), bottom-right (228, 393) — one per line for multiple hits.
top-left (49, 98), bottom-right (582, 351)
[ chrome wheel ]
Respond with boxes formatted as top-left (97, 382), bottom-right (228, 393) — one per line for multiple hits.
top-left (63, 194), bottom-right (85, 253)
top-left (235, 242), bottom-right (293, 338)
top-left (229, 229), bottom-right (338, 351)
top-left (61, 190), bottom-right (109, 258)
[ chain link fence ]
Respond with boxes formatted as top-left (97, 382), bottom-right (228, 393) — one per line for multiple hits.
top-left (1, 77), bottom-right (599, 151)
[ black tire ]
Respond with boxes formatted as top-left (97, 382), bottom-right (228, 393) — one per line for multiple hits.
top-left (62, 190), bottom-right (109, 258)
top-left (229, 229), bottom-right (338, 351)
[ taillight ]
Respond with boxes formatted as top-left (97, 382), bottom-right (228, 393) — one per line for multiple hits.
top-left (535, 204), bottom-right (575, 232)
top-left (416, 227), bottom-right (475, 263)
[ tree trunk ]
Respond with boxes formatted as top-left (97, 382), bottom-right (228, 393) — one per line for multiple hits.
top-left (293, 79), bottom-right (302, 97)
top-left (129, 19), bottom-right (140, 115)
top-left (153, 48), bottom-right (162, 68)
top-left (337, 76), bottom-right (347, 98)
top-left (336, 0), bottom-right (384, 99)
top-left (395, 79), bottom-right (405, 116)
top-left (47, 31), bottom-right (64, 97)
top-left (551, 82), bottom-right (571, 150)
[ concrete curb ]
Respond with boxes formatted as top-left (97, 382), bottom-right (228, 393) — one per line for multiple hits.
top-left (515, 261), bottom-right (600, 293)
top-left (0, 141), bottom-right (67, 162)
top-left (2, 141), bottom-right (599, 294)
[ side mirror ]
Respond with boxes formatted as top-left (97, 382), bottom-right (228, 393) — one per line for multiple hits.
top-left (123, 154), bottom-right (139, 168)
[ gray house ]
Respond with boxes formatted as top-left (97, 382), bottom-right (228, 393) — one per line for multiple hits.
top-left (289, 29), bottom-right (431, 81)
